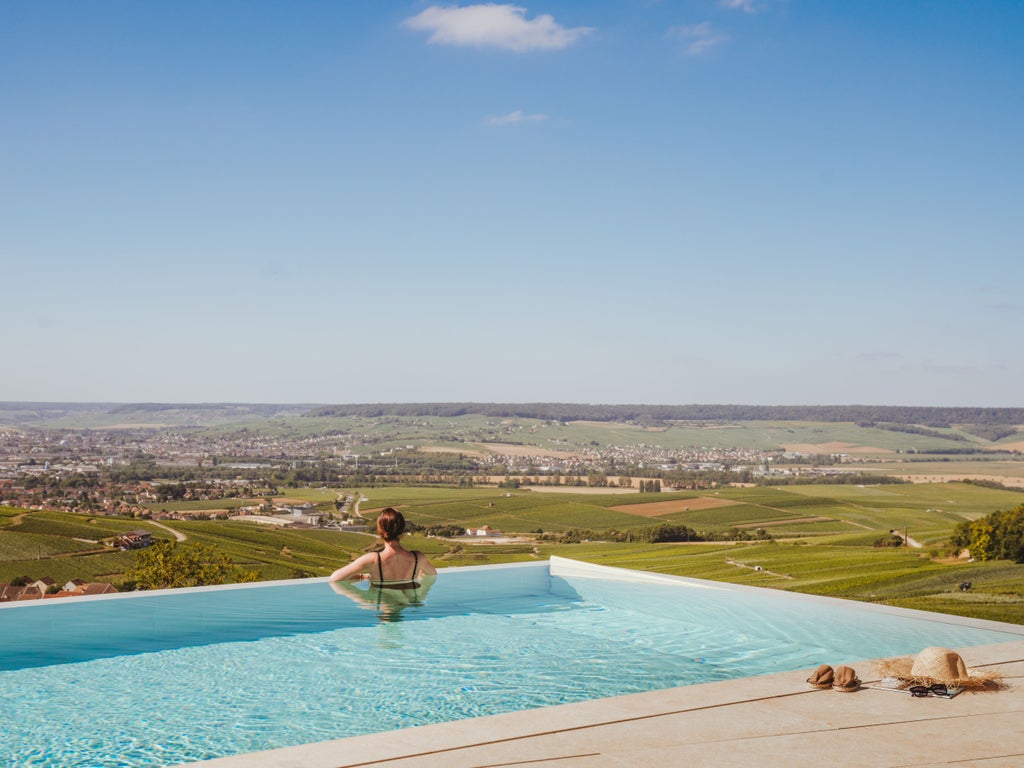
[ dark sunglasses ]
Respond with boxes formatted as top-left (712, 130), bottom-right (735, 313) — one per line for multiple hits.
top-left (909, 684), bottom-right (948, 697)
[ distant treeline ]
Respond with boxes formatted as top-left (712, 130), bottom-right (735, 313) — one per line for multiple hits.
top-left (304, 403), bottom-right (1024, 429)
top-left (5, 402), bottom-right (1022, 432)
top-left (108, 403), bottom-right (305, 417)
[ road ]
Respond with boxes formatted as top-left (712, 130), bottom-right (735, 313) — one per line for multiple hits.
top-left (149, 520), bottom-right (187, 542)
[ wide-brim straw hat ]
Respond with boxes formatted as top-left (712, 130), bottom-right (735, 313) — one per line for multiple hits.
top-left (873, 646), bottom-right (1003, 691)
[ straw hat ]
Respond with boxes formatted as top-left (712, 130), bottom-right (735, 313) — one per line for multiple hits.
top-left (873, 646), bottom-right (1003, 691)
top-left (832, 665), bottom-right (861, 692)
top-left (806, 664), bottom-right (834, 689)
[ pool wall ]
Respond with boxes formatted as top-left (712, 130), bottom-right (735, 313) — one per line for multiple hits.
top-left (0, 561), bottom-right (560, 670)
top-left (2, 557), bottom-right (1021, 673)
top-left (548, 556), bottom-right (1024, 637)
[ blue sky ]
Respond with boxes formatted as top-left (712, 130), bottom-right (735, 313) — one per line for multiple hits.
top-left (3, 1), bottom-right (1021, 406)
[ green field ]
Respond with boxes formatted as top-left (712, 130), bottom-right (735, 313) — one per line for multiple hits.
top-left (543, 540), bottom-right (1023, 624)
top-left (1, 483), bottom-right (1021, 623)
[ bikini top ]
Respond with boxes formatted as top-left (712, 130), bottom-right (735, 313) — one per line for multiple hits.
top-left (372, 550), bottom-right (420, 590)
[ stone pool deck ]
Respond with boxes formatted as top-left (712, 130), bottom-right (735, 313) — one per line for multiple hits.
top-left (185, 639), bottom-right (1024, 768)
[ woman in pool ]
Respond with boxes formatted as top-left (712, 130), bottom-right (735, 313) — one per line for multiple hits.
top-left (329, 507), bottom-right (437, 587)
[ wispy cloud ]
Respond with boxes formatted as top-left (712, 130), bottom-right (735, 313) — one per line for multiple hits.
top-left (668, 22), bottom-right (729, 56)
top-left (403, 4), bottom-right (594, 52)
top-left (917, 362), bottom-right (977, 376)
top-left (485, 109), bottom-right (548, 126)
top-left (985, 302), bottom-right (1024, 313)
top-left (857, 352), bottom-right (901, 361)
top-left (720, 0), bottom-right (758, 12)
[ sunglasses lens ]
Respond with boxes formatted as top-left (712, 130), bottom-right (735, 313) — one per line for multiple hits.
top-left (930, 684), bottom-right (947, 695)
top-left (909, 686), bottom-right (929, 697)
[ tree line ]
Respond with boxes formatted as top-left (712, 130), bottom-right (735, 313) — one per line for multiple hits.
top-left (304, 403), bottom-right (1024, 429)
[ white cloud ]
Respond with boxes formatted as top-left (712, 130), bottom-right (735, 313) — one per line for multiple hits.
top-left (403, 4), bottom-right (594, 52)
top-left (721, 0), bottom-right (758, 11)
top-left (485, 109), bottom-right (548, 126)
top-left (668, 22), bottom-right (729, 56)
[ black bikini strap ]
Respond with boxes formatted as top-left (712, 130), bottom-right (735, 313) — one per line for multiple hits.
top-left (376, 551), bottom-right (383, 583)
top-left (411, 551), bottom-right (419, 581)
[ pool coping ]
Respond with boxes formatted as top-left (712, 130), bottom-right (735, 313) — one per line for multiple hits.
top-left (180, 638), bottom-right (1024, 768)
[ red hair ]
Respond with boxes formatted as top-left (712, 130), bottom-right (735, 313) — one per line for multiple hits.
top-left (376, 508), bottom-right (406, 542)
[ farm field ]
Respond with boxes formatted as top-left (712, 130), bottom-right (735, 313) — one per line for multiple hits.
top-left (2, 483), bottom-right (1022, 623)
top-left (863, 459), bottom-right (1024, 486)
top-left (546, 540), bottom-right (1024, 624)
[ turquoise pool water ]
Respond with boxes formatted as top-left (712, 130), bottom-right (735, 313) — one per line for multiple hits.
top-left (1, 557), bottom-right (1021, 767)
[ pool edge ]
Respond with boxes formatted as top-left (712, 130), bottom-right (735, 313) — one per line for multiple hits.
top-left (176, 637), bottom-right (1024, 768)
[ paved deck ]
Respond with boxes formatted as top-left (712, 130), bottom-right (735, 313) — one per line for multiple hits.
top-left (185, 640), bottom-right (1024, 768)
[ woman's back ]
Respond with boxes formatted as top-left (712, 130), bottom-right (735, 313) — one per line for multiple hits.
top-left (372, 547), bottom-right (421, 586)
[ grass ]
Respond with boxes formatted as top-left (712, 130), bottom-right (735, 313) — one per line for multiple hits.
top-left (5, 512), bottom-right (156, 540)
top-left (0, 505), bottom-right (23, 522)
top-left (168, 521), bottom-right (377, 580)
top-left (542, 540), bottom-right (1023, 624)
top-left (0, 531), bottom-right (100, 560)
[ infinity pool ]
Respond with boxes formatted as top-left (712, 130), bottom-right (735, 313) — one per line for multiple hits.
top-left (2, 557), bottom-right (1021, 767)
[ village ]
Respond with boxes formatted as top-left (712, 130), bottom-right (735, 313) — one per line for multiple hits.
top-left (0, 420), bottom-right (850, 520)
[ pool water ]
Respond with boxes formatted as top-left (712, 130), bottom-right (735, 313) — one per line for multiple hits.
top-left (1, 557), bottom-right (1020, 767)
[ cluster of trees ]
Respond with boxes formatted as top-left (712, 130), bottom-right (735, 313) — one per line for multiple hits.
top-left (771, 473), bottom-right (908, 487)
top-left (873, 533), bottom-right (905, 548)
top-left (949, 504), bottom-right (1024, 563)
top-left (631, 524), bottom-right (699, 542)
top-left (961, 478), bottom-right (1024, 492)
top-left (123, 541), bottom-right (261, 590)
top-left (962, 425), bottom-right (1019, 442)
top-left (706, 527), bottom-right (773, 542)
top-left (539, 523), bottom-right (771, 545)
top-left (19, 472), bottom-right (98, 490)
top-left (338, 473), bottom-right (480, 488)
top-left (420, 525), bottom-right (467, 538)
top-left (870, 423), bottom-right (968, 442)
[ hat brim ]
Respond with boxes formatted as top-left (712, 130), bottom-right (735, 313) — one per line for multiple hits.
top-left (872, 656), bottom-right (1003, 691)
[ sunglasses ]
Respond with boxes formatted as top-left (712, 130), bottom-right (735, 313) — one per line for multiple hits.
top-left (909, 684), bottom-right (948, 697)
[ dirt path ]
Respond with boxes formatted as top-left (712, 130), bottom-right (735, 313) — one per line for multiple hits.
top-left (840, 519), bottom-right (874, 530)
top-left (149, 520), bottom-right (186, 542)
top-left (725, 559), bottom-right (793, 579)
top-left (894, 531), bottom-right (922, 548)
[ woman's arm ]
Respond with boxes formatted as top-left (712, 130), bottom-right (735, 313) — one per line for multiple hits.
top-left (417, 554), bottom-right (438, 577)
top-left (329, 552), bottom-right (375, 582)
